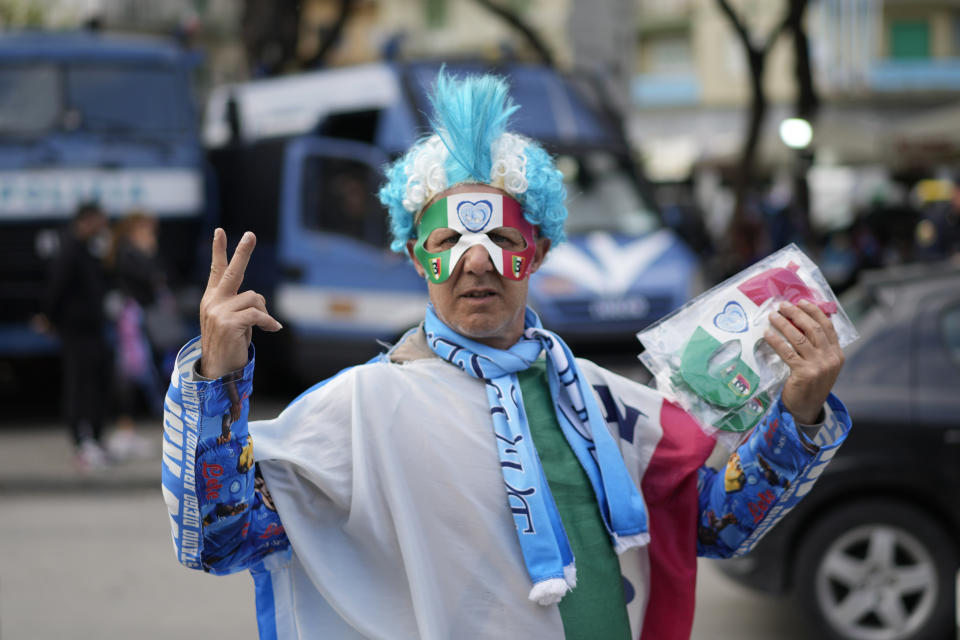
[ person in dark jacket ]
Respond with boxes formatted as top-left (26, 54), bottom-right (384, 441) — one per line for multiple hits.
top-left (105, 211), bottom-right (165, 460)
top-left (44, 201), bottom-right (112, 470)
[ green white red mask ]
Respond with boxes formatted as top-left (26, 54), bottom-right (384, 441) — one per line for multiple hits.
top-left (413, 191), bottom-right (537, 283)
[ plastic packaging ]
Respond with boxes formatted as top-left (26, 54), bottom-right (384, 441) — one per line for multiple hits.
top-left (637, 243), bottom-right (858, 435)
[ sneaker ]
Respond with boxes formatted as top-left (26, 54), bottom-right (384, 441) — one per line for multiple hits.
top-left (75, 439), bottom-right (109, 472)
top-left (107, 429), bottom-right (154, 461)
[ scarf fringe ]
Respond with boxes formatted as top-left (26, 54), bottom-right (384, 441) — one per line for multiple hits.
top-left (563, 563), bottom-right (577, 589)
top-left (528, 577), bottom-right (570, 606)
top-left (613, 532), bottom-right (651, 554)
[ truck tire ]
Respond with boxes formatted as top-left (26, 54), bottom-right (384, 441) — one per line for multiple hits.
top-left (794, 499), bottom-right (957, 640)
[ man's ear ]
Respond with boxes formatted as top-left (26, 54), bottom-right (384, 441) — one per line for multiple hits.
top-left (406, 239), bottom-right (426, 278)
top-left (528, 237), bottom-right (551, 275)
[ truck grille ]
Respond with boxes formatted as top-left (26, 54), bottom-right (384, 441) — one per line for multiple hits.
top-left (0, 222), bottom-right (55, 324)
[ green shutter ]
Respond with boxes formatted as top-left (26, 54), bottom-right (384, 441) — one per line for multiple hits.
top-left (424, 0), bottom-right (447, 28)
top-left (890, 20), bottom-right (930, 59)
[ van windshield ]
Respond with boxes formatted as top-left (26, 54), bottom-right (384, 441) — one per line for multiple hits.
top-left (0, 65), bottom-right (60, 134)
top-left (0, 63), bottom-right (187, 136)
top-left (562, 152), bottom-right (659, 235)
top-left (66, 65), bottom-right (188, 133)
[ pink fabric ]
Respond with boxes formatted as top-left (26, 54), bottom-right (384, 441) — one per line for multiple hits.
top-left (117, 300), bottom-right (149, 377)
top-left (737, 261), bottom-right (837, 315)
top-left (639, 400), bottom-right (717, 640)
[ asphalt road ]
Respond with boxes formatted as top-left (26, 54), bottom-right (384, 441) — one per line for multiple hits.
top-left (0, 490), bottom-right (813, 640)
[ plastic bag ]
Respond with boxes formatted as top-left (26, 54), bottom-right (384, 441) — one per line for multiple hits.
top-left (637, 243), bottom-right (858, 435)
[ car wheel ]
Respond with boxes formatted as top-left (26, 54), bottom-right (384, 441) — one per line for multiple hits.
top-left (795, 499), bottom-right (957, 640)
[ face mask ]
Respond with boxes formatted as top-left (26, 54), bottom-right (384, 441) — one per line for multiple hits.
top-left (413, 192), bottom-right (537, 283)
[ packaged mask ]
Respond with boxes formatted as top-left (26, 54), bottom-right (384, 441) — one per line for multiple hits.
top-left (637, 244), bottom-right (858, 435)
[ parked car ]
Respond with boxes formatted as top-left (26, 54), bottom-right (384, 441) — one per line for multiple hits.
top-left (713, 261), bottom-right (960, 640)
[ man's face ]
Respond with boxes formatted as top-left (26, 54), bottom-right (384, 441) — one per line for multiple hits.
top-left (407, 184), bottom-right (550, 350)
top-left (76, 211), bottom-right (107, 240)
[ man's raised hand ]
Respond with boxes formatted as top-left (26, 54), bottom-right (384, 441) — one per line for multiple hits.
top-left (199, 229), bottom-right (282, 379)
top-left (764, 299), bottom-right (845, 425)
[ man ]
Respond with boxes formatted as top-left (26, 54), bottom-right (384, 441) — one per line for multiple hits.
top-left (43, 201), bottom-right (112, 470)
top-left (162, 73), bottom-right (850, 639)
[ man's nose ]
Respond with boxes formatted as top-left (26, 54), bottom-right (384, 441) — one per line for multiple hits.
top-left (461, 244), bottom-right (495, 274)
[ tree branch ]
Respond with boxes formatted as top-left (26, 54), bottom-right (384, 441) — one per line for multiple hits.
top-left (472, 0), bottom-right (555, 67)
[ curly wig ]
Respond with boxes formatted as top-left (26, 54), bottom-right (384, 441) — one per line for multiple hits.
top-left (378, 70), bottom-right (567, 253)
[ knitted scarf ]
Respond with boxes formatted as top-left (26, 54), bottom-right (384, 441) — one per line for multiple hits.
top-left (424, 305), bottom-right (649, 605)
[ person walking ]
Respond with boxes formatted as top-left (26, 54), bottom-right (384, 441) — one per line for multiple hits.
top-left (106, 211), bottom-right (165, 460)
top-left (44, 201), bottom-right (112, 470)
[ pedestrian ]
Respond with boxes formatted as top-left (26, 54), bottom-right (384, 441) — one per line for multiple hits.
top-left (162, 72), bottom-right (851, 639)
top-left (43, 201), bottom-right (112, 470)
top-left (105, 211), bottom-right (164, 460)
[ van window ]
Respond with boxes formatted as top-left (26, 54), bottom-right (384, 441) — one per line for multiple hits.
top-left (562, 152), bottom-right (659, 235)
top-left (66, 65), bottom-right (188, 133)
top-left (942, 304), bottom-right (960, 365)
top-left (301, 155), bottom-right (387, 247)
top-left (0, 65), bottom-right (60, 135)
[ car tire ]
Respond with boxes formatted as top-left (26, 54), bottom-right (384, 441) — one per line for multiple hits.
top-left (794, 499), bottom-right (957, 640)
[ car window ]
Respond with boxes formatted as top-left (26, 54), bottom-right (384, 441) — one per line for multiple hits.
top-left (941, 304), bottom-right (960, 365)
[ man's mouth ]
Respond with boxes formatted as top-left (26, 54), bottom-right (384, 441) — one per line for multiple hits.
top-left (461, 289), bottom-right (497, 299)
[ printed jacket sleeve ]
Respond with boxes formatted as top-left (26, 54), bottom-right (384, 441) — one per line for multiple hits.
top-left (161, 336), bottom-right (290, 574)
top-left (696, 393), bottom-right (851, 558)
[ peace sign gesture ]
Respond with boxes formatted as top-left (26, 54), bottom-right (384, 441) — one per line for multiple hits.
top-left (199, 229), bottom-right (282, 379)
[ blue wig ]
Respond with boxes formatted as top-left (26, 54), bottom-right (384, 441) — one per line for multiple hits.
top-left (378, 70), bottom-right (567, 253)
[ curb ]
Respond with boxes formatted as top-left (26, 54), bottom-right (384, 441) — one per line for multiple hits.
top-left (0, 475), bottom-right (159, 495)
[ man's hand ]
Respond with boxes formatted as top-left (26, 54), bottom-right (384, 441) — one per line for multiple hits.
top-left (764, 299), bottom-right (845, 425)
top-left (199, 229), bottom-right (282, 379)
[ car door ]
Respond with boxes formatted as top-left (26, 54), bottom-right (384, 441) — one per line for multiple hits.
top-left (911, 288), bottom-right (960, 489)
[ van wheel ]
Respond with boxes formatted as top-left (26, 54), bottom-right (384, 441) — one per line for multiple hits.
top-left (794, 500), bottom-right (957, 640)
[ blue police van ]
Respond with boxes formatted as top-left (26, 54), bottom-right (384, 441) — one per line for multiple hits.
top-left (0, 31), bottom-right (205, 363)
top-left (203, 61), bottom-right (701, 381)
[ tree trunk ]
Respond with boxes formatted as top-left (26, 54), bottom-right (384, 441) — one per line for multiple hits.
top-left (306, 0), bottom-right (355, 69)
top-left (715, 0), bottom-right (791, 265)
top-left (787, 0), bottom-right (817, 246)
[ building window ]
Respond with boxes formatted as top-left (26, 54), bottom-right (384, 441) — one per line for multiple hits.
top-left (641, 32), bottom-right (693, 74)
top-left (424, 0), bottom-right (446, 28)
top-left (889, 19), bottom-right (930, 59)
top-left (953, 16), bottom-right (960, 56)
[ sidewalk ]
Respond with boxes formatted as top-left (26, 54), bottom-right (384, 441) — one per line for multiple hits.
top-left (0, 423), bottom-right (162, 494)
top-left (0, 400), bottom-right (286, 494)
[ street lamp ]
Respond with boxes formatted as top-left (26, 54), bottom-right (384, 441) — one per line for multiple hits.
top-left (779, 117), bottom-right (813, 149)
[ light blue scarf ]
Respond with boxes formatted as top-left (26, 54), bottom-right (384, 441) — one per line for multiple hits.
top-left (424, 305), bottom-right (649, 605)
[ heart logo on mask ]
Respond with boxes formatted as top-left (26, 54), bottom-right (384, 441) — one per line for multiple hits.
top-left (713, 301), bottom-right (748, 333)
top-left (456, 199), bottom-right (493, 232)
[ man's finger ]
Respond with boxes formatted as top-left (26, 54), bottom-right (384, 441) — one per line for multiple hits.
top-left (206, 228), bottom-right (228, 291)
top-left (776, 302), bottom-right (827, 348)
top-left (768, 311), bottom-right (816, 358)
top-left (797, 299), bottom-right (840, 345)
top-left (763, 327), bottom-right (801, 366)
top-left (236, 307), bottom-right (283, 332)
top-left (220, 231), bottom-right (256, 295)
top-left (225, 290), bottom-right (268, 314)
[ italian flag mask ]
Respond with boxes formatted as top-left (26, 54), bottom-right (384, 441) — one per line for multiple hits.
top-left (413, 192), bottom-right (537, 283)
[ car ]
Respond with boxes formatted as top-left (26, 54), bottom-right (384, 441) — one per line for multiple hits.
top-left (712, 260), bottom-right (960, 640)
